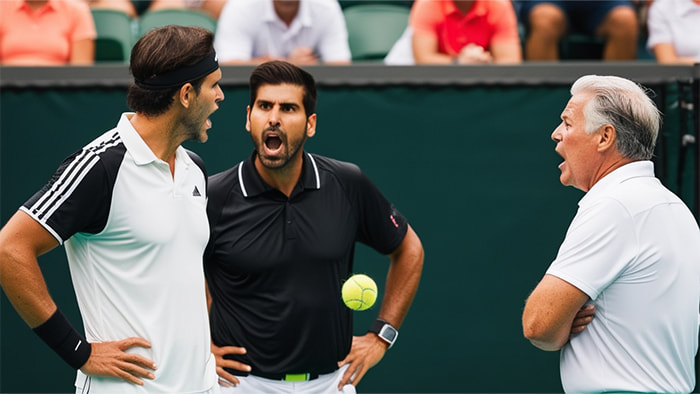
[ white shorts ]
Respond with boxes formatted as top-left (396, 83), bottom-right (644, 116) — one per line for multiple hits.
top-left (75, 376), bottom-right (221, 394)
top-left (219, 364), bottom-right (356, 394)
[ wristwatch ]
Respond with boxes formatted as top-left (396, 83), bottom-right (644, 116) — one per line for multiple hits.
top-left (368, 319), bottom-right (398, 349)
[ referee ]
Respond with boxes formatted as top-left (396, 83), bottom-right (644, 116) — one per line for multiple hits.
top-left (205, 60), bottom-right (424, 393)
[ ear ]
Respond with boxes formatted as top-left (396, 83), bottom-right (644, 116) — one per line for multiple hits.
top-left (179, 83), bottom-right (194, 108)
top-left (306, 113), bottom-right (317, 138)
top-left (245, 105), bottom-right (251, 132)
top-left (597, 124), bottom-right (616, 152)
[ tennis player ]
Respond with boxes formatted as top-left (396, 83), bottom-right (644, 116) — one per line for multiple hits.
top-left (204, 60), bottom-right (424, 393)
top-left (0, 25), bottom-right (224, 393)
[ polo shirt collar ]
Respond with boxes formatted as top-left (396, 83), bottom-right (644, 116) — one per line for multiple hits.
top-left (445, 0), bottom-right (487, 21)
top-left (238, 150), bottom-right (321, 197)
top-left (263, 0), bottom-right (277, 23)
top-left (578, 160), bottom-right (654, 207)
top-left (17, 0), bottom-right (56, 12)
top-left (116, 112), bottom-right (190, 167)
top-left (297, 1), bottom-right (313, 27)
top-left (264, 1), bottom-right (312, 27)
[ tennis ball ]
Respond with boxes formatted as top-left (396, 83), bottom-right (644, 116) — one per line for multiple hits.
top-left (342, 274), bottom-right (377, 311)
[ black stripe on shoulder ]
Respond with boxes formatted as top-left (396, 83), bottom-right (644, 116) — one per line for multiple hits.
top-left (186, 149), bottom-right (207, 188)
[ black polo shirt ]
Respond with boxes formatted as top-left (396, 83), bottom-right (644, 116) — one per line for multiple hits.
top-left (204, 151), bottom-right (408, 377)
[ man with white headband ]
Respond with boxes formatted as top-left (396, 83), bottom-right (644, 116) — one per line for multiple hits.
top-left (0, 25), bottom-right (224, 393)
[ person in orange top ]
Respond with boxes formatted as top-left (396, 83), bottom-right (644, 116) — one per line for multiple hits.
top-left (0, 0), bottom-right (96, 65)
top-left (411, 0), bottom-right (522, 64)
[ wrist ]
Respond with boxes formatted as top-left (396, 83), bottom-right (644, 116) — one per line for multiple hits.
top-left (367, 319), bottom-right (399, 349)
top-left (33, 308), bottom-right (91, 369)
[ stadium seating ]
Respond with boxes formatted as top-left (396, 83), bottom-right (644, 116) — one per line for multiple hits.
top-left (91, 9), bottom-right (135, 62)
top-left (339, 0), bottom-right (413, 9)
top-left (137, 9), bottom-right (217, 38)
top-left (343, 3), bottom-right (410, 62)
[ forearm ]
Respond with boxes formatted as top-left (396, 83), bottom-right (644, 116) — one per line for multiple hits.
top-left (522, 300), bottom-right (576, 351)
top-left (70, 39), bottom-right (95, 65)
top-left (414, 51), bottom-right (454, 65)
top-left (522, 275), bottom-right (590, 351)
top-left (0, 211), bottom-right (60, 327)
top-left (491, 43), bottom-right (523, 64)
top-left (377, 226), bottom-right (424, 328)
top-left (0, 249), bottom-right (57, 327)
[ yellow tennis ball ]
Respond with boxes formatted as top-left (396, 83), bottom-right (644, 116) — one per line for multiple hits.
top-left (342, 274), bottom-right (377, 311)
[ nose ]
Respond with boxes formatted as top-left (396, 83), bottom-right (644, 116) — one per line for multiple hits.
top-left (268, 106), bottom-right (281, 128)
top-left (551, 124), bottom-right (562, 142)
top-left (216, 85), bottom-right (225, 102)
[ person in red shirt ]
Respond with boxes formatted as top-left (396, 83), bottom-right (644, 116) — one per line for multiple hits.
top-left (411, 0), bottom-right (522, 64)
top-left (0, 0), bottom-right (96, 65)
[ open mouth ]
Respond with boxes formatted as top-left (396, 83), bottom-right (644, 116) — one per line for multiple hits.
top-left (263, 131), bottom-right (284, 154)
top-left (554, 149), bottom-right (565, 169)
top-left (266, 135), bottom-right (282, 150)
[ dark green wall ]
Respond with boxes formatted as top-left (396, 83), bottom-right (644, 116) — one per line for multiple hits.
top-left (0, 80), bottom-right (695, 393)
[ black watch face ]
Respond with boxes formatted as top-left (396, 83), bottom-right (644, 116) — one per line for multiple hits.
top-left (381, 327), bottom-right (397, 341)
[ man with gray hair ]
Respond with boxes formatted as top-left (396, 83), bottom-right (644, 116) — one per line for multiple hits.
top-left (522, 75), bottom-right (700, 392)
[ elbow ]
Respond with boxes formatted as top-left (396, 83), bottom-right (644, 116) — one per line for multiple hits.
top-left (522, 316), bottom-right (566, 352)
top-left (527, 338), bottom-right (565, 352)
top-left (521, 316), bottom-right (544, 343)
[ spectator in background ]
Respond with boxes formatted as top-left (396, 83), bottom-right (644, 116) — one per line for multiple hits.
top-left (214, 0), bottom-right (351, 65)
top-left (88, 0), bottom-right (183, 18)
top-left (517, 1), bottom-right (638, 61)
top-left (88, 0), bottom-right (227, 20)
top-left (189, 0), bottom-right (227, 20)
top-left (385, 0), bottom-right (522, 65)
top-left (0, 0), bottom-right (96, 65)
top-left (646, 0), bottom-right (700, 65)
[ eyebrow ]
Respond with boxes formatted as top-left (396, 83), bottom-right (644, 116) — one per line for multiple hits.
top-left (257, 99), bottom-right (299, 107)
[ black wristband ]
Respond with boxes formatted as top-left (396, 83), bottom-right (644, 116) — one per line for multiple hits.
top-left (32, 309), bottom-right (91, 369)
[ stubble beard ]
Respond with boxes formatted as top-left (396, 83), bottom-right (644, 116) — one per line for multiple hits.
top-left (255, 128), bottom-right (307, 170)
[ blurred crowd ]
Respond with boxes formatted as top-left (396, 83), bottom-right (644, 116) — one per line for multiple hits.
top-left (0, 0), bottom-right (698, 66)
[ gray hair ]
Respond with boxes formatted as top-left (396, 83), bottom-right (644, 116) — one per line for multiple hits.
top-left (571, 75), bottom-right (661, 160)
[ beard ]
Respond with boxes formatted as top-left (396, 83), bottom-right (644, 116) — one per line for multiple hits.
top-left (181, 104), bottom-right (209, 143)
top-left (253, 125), bottom-right (307, 170)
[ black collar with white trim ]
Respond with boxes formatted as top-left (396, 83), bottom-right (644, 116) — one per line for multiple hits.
top-left (237, 150), bottom-right (321, 198)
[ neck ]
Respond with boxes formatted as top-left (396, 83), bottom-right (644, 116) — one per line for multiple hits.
top-left (274, 0), bottom-right (299, 26)
top-left (129, 112), bottom-right (183, 173)
top-left (25, 0), bottom-right (49, 11)
top-left (254, 153), bottom-right (304, 197)
top-left (453, 0), bottom-right (475, 14)
top-left (585, 156), bottom-right (636, 192)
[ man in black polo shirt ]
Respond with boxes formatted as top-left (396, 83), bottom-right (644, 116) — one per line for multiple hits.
top-left (204, 60), bottom-right (424, 393)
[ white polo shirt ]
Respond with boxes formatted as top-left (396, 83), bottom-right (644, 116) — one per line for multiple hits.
top-left (547, 161), bottom-right (700, 393)
top-left (22, 113), bottom-right (217, 393)
top-left (646, 0), bottom-right (700, 61)
top-left (214, 0), bottom-right (351, 63)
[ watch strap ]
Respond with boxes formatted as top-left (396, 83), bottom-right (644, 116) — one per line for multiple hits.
top-left (368, 319), bottom-right (388, 335)
top-left (368, 319), bottom-right (398, 348)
